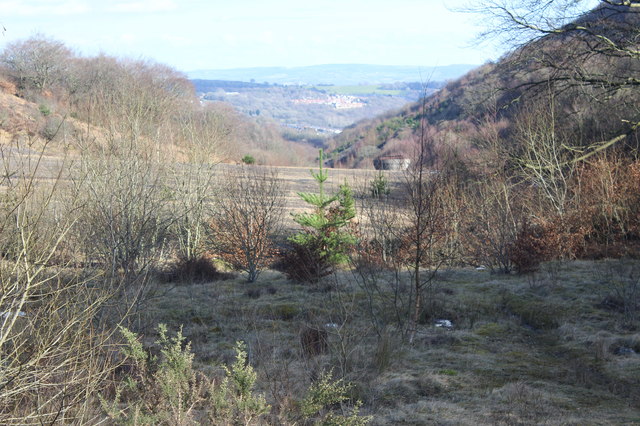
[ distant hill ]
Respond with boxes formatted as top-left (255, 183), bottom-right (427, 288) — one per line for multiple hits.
top-left (187, 64), bottom-right (478, 86)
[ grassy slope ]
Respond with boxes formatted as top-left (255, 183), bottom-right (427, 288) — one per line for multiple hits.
top-left (143, 259), bottom-right (640, 425)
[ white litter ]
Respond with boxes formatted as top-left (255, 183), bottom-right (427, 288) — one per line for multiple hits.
top-left (435, 319), bottom-right (453, 328)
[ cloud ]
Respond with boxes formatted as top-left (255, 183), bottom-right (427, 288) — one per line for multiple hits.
top-left (0, 0), bottom-right (90, 16)
top-left (107, 0), bottom-right (177, 13)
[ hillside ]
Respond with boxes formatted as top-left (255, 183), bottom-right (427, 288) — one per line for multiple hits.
top-left (0, 52), bottom-right (316, 167)
top-left (326, 3), bottom-right (640, 169)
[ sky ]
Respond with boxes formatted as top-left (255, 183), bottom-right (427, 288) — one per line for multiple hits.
top-left (0, 0), bottom-right (505, 72)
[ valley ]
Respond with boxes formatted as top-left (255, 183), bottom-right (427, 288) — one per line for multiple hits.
top-left (1, 2), bottom-right (640, 424)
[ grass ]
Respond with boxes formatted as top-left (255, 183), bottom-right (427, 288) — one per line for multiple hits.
top-left (137, 259), bottom-right (640, 424)
top-left (311, 85), bottom-right (404, 96)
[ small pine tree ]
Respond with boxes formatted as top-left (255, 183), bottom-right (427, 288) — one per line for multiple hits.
top-left (286, 149), bottom-right (356, 283)
top-left (370, 171), bottom-right (390, 198)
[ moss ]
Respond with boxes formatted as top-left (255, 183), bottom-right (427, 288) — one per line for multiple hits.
top-left (502, 293), bottom-right (562, 330)
top-left (475, 322), bottom-right (510, 338)
top-left (260, 303), bottom-right (300, 320)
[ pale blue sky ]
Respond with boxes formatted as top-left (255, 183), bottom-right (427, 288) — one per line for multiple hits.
top-left (0, 0), bottom-right (504, 72)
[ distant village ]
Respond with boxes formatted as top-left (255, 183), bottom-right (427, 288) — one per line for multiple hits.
top-left (292, 95), bottom-right (365, 109)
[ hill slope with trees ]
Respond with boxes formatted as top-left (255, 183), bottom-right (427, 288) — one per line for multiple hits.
top-left (326, 2), bottom-right (640, 169)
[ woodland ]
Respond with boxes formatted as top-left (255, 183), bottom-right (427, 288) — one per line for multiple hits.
top-left (0, 1), bottom-right (640, 425)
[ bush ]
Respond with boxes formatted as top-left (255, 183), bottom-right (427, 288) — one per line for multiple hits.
top-left (159, 255), bottom-right (234, 283)
top-left (38, 103), bottom-right (51, 116)
top-left (241, 154), bottom-right (256, 165)
top-left (510, 219), bottom-right (552, 274)
top-left (278, 240), bottom-right (334, 283)
top-left (501, 293), bottom-right (560, 330)
top-left (211, 167), bottom-right (285, 282)
top-left (104, 327), bottom-right (370, 425)
top-left (300, 326), bottom-right (328, 358)
top-left (103, 328), bottom-right (271, 425)
top-left (300, 371), bottom-right (371, 425)
top-left (102, 324), bottom-right (212, 425)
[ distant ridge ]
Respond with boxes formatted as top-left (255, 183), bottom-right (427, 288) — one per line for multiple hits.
top-left (187, 64), bottom-right (479, 85)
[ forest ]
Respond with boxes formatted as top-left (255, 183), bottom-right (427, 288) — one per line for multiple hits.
top-left (0, 1), bottom-right (640, 425)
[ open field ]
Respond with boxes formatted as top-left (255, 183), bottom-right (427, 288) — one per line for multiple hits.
top-left (312, 85), bottom-right (405, 96)
top-left (214, 163), bottom-right (395, 218)
top-left (141, 258), bottom-right (640, 424)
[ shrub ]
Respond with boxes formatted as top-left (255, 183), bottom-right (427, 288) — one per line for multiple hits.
top-left (159, 255), bottom-right (234, 283)
top-left (510, 219), bottom-right (552, 274)
top-left (262, 303), bottom-right (300, 320)
top-left (241, 154), bottom-right (256, 165)
top-left (300, 326), bottom-right (328, 358)
top-left (103, 328), bottom-right (271, 425)
top-left (38, 103), bottom-right (51, 116)
top-left (300, 371), bottom-right (371, 425)
top-left (102, 324), bottom-right (211, 425)
top-left (211, 167), bottom-right (285, 282)
top-left (279, 239), bottom-right (335, 283)
top-left (501, 293), bottom-right (560, 330)
top-left (209, 341), bottom-right (270, 425)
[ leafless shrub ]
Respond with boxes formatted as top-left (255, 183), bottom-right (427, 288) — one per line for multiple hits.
top-left (211, 166), bottom-right (285, 283)
top-left (68, 139), bottom-right (173, 328)
top-left (0, 141), bottom-right (120, 424)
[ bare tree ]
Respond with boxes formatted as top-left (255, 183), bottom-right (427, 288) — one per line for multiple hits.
top-left (169, 105), bottom-right (236, 264)
top-left (514, 97), bottom-right (579, 218)
top-left (0, 34), bottom-right (74, 92)
top-left (402, 132), bottom-right (451, 344)
top-left (211, 166), bottom-right (286, 282)
top-left (0, 34), bottom-right (73, 91)
top-left (352, 176), bottom-right (411, 337)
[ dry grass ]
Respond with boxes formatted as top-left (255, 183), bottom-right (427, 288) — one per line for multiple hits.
top-left (135, 259), bottom-right (640, 424)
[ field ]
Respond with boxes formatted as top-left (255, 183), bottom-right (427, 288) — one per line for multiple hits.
top-left (312, 85), bottom-right (405, 96)
top-left (143, 257), bottom-right (640, 424)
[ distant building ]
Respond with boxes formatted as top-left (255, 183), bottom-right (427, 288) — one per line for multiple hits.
top-left (373, 155), bottom-right (411, 171)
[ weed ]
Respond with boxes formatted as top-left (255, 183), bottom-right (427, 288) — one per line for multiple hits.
top-left (38, 103), bottom-right (51, 116)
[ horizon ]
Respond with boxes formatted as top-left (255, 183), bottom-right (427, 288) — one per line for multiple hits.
top-left (188, 62), bottom-right (479, 71)
top-left (0, 0), bottom-right (503, 73)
